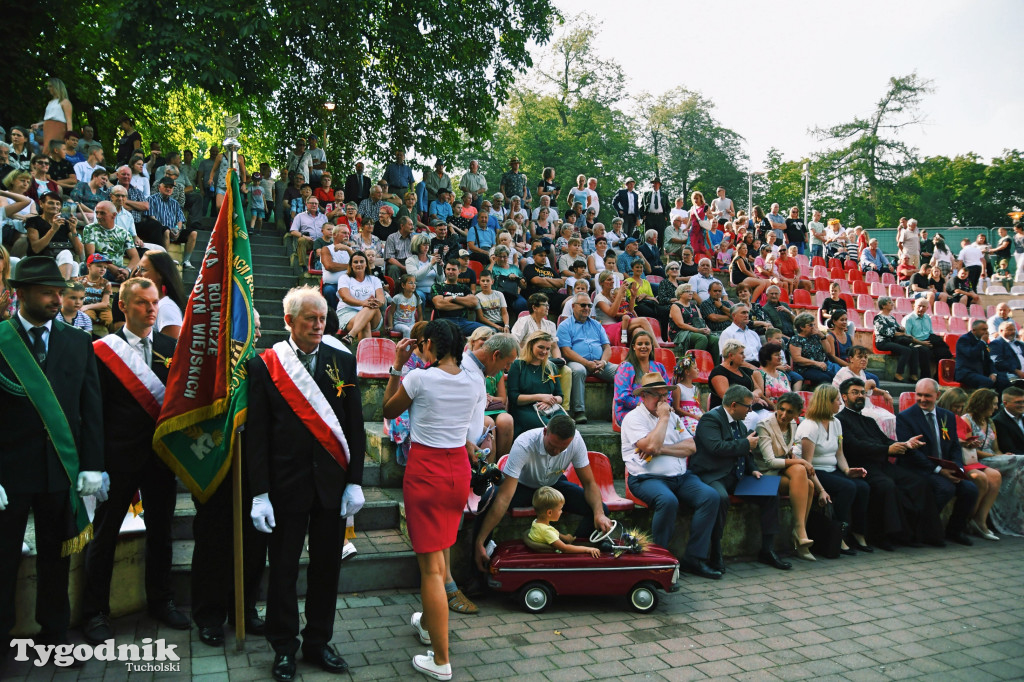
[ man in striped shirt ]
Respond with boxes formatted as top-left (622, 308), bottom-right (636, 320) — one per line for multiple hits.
top-left (148, 177), bottom-right (198, 268)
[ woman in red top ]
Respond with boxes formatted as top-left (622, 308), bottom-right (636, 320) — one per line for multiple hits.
top-left (313, 172), bottom-right (335, 207)
top-left (688, 190), bottom-right (712, 261)
top-left (778, 246), bottom-right (811, 293)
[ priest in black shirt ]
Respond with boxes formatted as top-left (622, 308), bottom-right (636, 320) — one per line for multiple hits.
top-left (835, 377), bottom-right (944, 549)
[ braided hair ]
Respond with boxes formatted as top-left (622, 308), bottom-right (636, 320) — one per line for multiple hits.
top-left (423, 319), bottom-right (465, 368)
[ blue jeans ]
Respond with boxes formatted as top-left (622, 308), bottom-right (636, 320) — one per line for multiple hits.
top-left (442, 316), bottom-right (484, 335)
top-left (627, 473), bottom-right (720, 559)
top-left (322, 283), bottom-right (339, 312)
top-left (810, 244), bottom-right (823, 259)
top-left (794, 242), bottom-right (805, 255)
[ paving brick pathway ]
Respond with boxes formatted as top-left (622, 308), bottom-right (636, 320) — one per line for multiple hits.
top-left (5, 538), bottom-right (1023, 681)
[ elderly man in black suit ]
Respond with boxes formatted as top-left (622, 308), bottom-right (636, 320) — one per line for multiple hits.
top-left (835, 377), bottom-right (943, 549)
top-left (955, 319), bottom-right (1009, 391)
top-left (640, 177), bottom-right (669, 244)
top-left (247, 286), bottom-right (366, 682)
top-left (994, 386), bottom-right (1024, 454)
top-left (82, 277), bottom-right (187, 644)
top-left (344, 162), bottom-right (372, 206)
top-left (692, 384), bottom-right (791, 571)
top-left (612, 177), bottom-right (640, 236)
top-left (895, 378), bottom-right (979, 545)
top-left (0, 257), bottom-right (104, 658)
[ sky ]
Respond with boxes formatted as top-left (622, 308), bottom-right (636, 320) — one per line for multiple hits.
top-left (548, 0), bottom-right (1023, 171)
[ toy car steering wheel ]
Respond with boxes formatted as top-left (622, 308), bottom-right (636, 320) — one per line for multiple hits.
top-left (589, 519), bottom-right (617, 544)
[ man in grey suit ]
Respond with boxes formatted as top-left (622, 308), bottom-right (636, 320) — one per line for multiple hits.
top-left (691, 385), bottom-right (791, 571)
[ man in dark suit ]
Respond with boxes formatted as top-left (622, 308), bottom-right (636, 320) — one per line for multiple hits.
top-left (895, 378), bottom-right (979, 545)
top-left (0, 257), bottom-right (104, 657)
top-left (82, 278), bottom-right (188, 643)
top-left (988, 320), bottom-right (1024, 387)
top-left (639, 176), bottom-right (669, 244)
top-left (247, 286), bottom-right (366, 682)
top-left (993, 386), bottom-right (1024, 454)
top-left (835, 377), bottom-right (944, 548)
top-left (344, 162), bottom-right (371, 206)
top-left (691, 385), bottom-right (791, 571)
top-left (955, 320), bottom-right (1009, 390)
top-left (612, 178), bottom-right (640, 236)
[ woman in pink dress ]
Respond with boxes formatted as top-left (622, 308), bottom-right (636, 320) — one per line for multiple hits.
top-left (688, 191), bottom-right (712, 262)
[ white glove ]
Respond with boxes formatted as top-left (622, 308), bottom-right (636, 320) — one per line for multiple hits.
top-left (93, 472), bottom-right (110, 503)
top-left (339, 484), bottom-right (364, 517)
top-left (251, 493), bottom-right (276, 533)
top-left (77, 471), bottom-right (103, 497)
top-left (0, 483), bottom-right (7, 511)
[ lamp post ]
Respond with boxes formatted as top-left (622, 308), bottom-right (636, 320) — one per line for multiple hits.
top-left (747, 170), bottom-right (766, 217)
top-left (322, 101), bottom-right (335, 149)
top-left (802, 160), bottom-right (810, 224)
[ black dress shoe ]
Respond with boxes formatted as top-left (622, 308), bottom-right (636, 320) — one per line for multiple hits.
top-left (946, 531), bottom-right (974, 546)
top-left (849, 540), bottom-right (874, 553)
top-left (758, 550), bottom-right (792, 570)
top-left (246, 614), bottom-right (266, 635)
top-left (303, 644), bottom-right (349, 673)
top-left (198, 626), bottom-right (224, 647)
top-left (839, 546), bottom-right (857, 556)
top-left (148, 601), bottom-right (190, 630)
top-left (679, 556), bottom-right (722, 580)
top-left (707, 552), bottom-right (726, 573)
top-left (272, 653), bottom-right (297, 682)
top-left (83, 613), bottom-right (113, 645)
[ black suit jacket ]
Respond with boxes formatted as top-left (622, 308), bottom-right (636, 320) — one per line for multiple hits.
top-left (639, 189), bottom-right (669, 218)
top-left (690, 406), bottom-right (756, 485)
top-left (836, 408), bottom-right (894, 467)
top-left (344, 173), bottom-right (371, 205)
top-left (246, 342), bottom-right (365, 513)
top-left (896, 404), bottom-right (963, 470)
top-left (955, 332), bottom-right (993, 381)
top-left (0, 319), bottom-right (104, 493)
top-left (96, 329), bottom-right (175, 472)
top-left (993, 408), bottom-right (1024, 454)
top-left (612, 189), bottom-right (639, 217)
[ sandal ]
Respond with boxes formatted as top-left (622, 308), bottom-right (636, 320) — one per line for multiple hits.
top-left (341, 335), bottom-right (355, 346)
top-left (446, 589), bottom-right (478, 614)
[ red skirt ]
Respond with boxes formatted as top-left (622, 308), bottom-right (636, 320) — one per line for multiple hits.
top-left (404, 442), bottom-right (471, 553)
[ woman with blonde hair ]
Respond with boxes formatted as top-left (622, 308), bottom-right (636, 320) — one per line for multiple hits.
top-left (796, 384), bottom-right (873, 554)
top-left (40, 78), bottom-right (73, 154)
top-left (507, 330), bottom-right (565, 435)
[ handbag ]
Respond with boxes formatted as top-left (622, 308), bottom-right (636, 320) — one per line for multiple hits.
top-left (805, 501), bottom-right (845, 559)
top-left (534, 402), bottom-right (568, 426)
top-left (494, 274), bottom-right (520, 297)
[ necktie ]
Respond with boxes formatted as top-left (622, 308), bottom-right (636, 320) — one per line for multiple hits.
top-left (29, 327), bottom-right (46, 365)
top-left (730, 420), bottom-right (745, 479)
top-left (653, 192), bottom-right (659, 210)
top-left (297, 350), bottom-right (315, 377)
top-left (925, 412), bottom-right (940, 458)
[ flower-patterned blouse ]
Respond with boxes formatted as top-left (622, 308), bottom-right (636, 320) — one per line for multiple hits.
top-left (790, 332), bottom-right (827, 364)
top-left (613, 360), bottom-right (670, 425)
top-left (873, 313), bottom-right (903, 344)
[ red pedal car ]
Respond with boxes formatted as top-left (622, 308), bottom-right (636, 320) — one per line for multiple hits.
top-left (486, 521), bottom-right (680, 613)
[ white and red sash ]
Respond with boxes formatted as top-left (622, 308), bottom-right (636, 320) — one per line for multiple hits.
top-left (93, 334), bottom-right (165, 421)
top-left (261, 341), bottom-right (350, 471)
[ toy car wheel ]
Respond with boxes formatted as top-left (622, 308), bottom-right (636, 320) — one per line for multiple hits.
top-left (629, 582), bottom-right (659, 613)
top-left (519, 582), bottom-right (553, 613)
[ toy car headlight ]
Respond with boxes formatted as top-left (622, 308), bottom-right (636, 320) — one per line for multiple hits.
top-left (671, 565), bottom-right (679, 584)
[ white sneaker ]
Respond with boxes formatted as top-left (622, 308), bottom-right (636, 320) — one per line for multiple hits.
top-left (342, 541), bottom-right (358, 560)
top-left (410, 611), bottom-right (430, 645)
top-left (412, 650), bottom-right (451, 680)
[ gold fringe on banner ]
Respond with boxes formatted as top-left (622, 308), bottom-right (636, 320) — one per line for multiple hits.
top-left (62, 523), bottom-right (94, 557)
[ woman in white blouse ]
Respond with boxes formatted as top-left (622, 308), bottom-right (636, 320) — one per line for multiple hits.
top-left (796, 384), bottom-right (873, 555)
top-left (405, 233), bottom-right (440, 302)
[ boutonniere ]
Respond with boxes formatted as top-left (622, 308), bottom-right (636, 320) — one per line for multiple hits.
top-left (153, 350), bottom-right (172, 369)
top-left (941, 424), bottom-right (950, 441)
top-left (325, 358), bottom-right (355, 397)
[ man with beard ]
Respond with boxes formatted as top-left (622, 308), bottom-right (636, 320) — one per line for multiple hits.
top-left (835, 377), bottom-right (944, 549)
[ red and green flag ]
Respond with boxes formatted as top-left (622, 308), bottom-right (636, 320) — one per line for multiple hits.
top-left (154, 168), bottom-right (256, 502)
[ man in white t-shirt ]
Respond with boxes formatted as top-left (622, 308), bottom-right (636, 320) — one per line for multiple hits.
top-left (471, 415), bottom-right (613, 574)
top-left (585, 177), bottom-right (600, 217)
top-left (621, 373), bottom-right (722, 579)
top-left (718, 304), bottom-right (761, 368)
top-left (710, 187), bottom-right (734, 222)
top-left (958, 238), bottom-right (985, 291)
top-left (530, 194), bottom-right (559, 222)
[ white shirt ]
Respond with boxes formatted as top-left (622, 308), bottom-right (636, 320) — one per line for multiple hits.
top-left (711, 197), bottom-right (733, 218)
top-left (669, 207), bottom-right (689, 223)
top-left (719, 324), bottom-right (761, 363)
top-left (586, 188), bottom-right (599, 213)
top-left (504, 428), bottom-right (590, 488)
top-left (959, 244), bottom-right (984, 267)
top-left (690, 273), bottom-right (717, 302)
top-left (620, 403), bottom-right (692, 477)
top-left (336, 273), bottom-right (382, 315)
top-left (114, 206), bottom-right (137, 237)
top-left (795, 418), bottom-right (842, 472)
top-left (531, 205), bottom-right (559, 222)
top-left (460, 352), bottom-right (488, 446)
top-left (648, 190), bottom-right (664, 213)
top-left (74, 160), bottom-right (105, 184)
top-left (122, 325), bottom-right (155, 365)
top-left (155, 296), bottom-right (183, 335)
top-left (321, 244), bottom-right (351, 286)
top-left (17, 313), bottom-right (52, 352)
top-left (403, 366), bottom-right (485, 448)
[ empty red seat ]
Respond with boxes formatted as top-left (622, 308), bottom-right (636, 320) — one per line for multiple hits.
top-left (828, 258), bottom-right (842, 270)
top-left (829, 267), bottom-right (845, 281)
top-left (687, 349), bottom-right (713, 384)
top-left (869, 282), bottom-right (885, 297)
top-left (814, 277), bottom-right (830, 292)
top-left (811, 256), bottom-right (826, 268)
top-left (791, 290), bottom-right (814, 309)
top-left (565, 452), bottom-right (634, 511)
top-left (948, 318), bottom-right (968, 335)
top-left (938, 359), bottom-right (960, 387)
top-left (796, 391), bottom-right (813, 416)
top-left (944, 333), bottom-right (959, 357)
top-left (864, 271), bottom-right (880, 284)
top-left (888, 284), bottom-right (905, 298)
top-left (355, 337), bottom-right (397, 379)
top-left (846, 269), bottom-right (863, 283)
top-left (856, 294), bottom-right (874, 312)
top-left (881, 273), bottom-right (896, 286)
top-left (814, 291), bottom-right (829, 308)
top-left (933, 301), bottom-right (951, 318)
top-left (870, 394), bottom-right (894, 414)
top-left (812, 265), bottom-right (829, 279)
top-left (654, 348), bottom-right (676, 376)
top-left (852, 281), bottom-right (870, 296)
top-left (467, 260), bottom-right (483, 277)
top-left (932, 317), bottom-right (948, 334)
top-left (898, 392), bottom-right (916, 412)
top-left (895, 298), bottom-right (914, 314)
top-left (840, 293), bottom-right (856, 310)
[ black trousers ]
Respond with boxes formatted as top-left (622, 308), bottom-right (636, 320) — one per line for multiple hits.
top-left (928, 471), bottom-right (979, 535)
top-left (82, 456), bottom-right (177, 617)
top-left (966, 265), bottom-right (982, 291)
top-left (0, 490), bottom-right (73, 638)
top-left (705, 473), bottom-right (779, 558)
top-left (863, 462), bottom-right (943, 543)
top-left (190, 479), bottom-right (268, 628)
top-left (265, 497), bottom-right (345, 656)
top-left (815, 469), bottom-right (870, 535)
top-left (644, 213), bottom-right (668, 245)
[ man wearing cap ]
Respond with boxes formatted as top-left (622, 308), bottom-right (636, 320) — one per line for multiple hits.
top-left (455, 249), bottom-right (479, 290)
top-left (557, 293), bottom-right (618, 423)
top-left (500, 157), bottom-right (530, 209)
top-left (344, 162), bottom-right (372, 206)
top-left (621, 373), bottom-right (723, 579)
top-left (616, 237), bottom-right (650, 276)
top-left (82, 277), bottom-right (188, 643)
top-left (306, 135), bottom-right (327, 186)
top-left (383, 150), bottom-right (414, 197)
top-left (424, 159), bottom-right (452, 205)
top-left (429, 220), bottom-right (459, 264)
top-left (427, 186), bottom-right (453, 225)
top-left (612, 178), bottom-right (639, 235)
top-left (83, 200), bottom-right (139, 281)
top-left (640, 177), bottom-right (668, 244)
top-left (149, 177), bottom-right (199, 269)
top-left (0, 257), bottom-right (104, 654)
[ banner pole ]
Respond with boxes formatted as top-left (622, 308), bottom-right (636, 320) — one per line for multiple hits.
top-left (232, 433), bottom-right (246, 651)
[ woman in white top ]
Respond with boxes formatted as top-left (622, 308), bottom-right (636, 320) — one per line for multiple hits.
top-left (383, 321), bottom-right (485, 681)
top-left (41, 78), bottom-right (73, 156)
top-left (587, 235), bottom-right (609, 277)
top-left (320, 224), bottom-right (352, 311)
top-left (796, 384), bottom-right (872, 554)
top-left (138, 250), bottom-right (186, 339)
top-left (594, 270), bottom-right (656, 340)
top-left (336, 250), bottom-right (385, 345)
top-left (128, 154), bottom-right (150, 198)
top-left (405, 233), bottom-right (440, 301)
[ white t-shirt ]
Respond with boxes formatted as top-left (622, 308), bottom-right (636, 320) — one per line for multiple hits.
top-left (669, 207), bottom-right (689, 224)
top-left (586, 189), bottom-right (600, 214)
top-left (593, 292), bottom-right (619, 324)
top-left (959, 244), bottom-right (984, 268)
top-left (156, 296), bottom-right (183, 334)
top-left (321, 244), bottom-right (351, 286)
top-left (504, 428), bottom-right (590, 489)
top-left (620, 403), bottom-right (692, 477)
top-left (795, 418), bottom-right (842, 472)
top-left (74, 161), bottom-right (105, 184)
top-left (510, 315), bottom-right (557, 346)
top-left (403, 366), bottom-right (485, 449)
top-left (476, 290), bottom-right (506, 326)
top-left (336, 273), bottom-right (382, 315)
top-left (711, 197), bottom-right (734, 218)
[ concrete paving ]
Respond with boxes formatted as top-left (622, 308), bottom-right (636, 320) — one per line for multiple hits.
top-left (4, 537), bottom-right (1023, 681)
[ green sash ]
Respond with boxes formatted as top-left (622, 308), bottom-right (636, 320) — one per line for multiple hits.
top-left (0, 319), bottom-right (92, 555)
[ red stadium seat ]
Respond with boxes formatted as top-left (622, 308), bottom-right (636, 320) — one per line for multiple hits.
top-left (383, 275), bottom-right (396, 296)
top-left (864, 271), bottom-right (880, 284)
top-left (644, 318), bottom-right (675, 348)
top-left (846, 269), bottom-right (863, 283)
top-left (308, 249), bottom-right (323, 276)
top-left (829, 267), bottom-right (845, 281)
top-left (934, 301), bottom-right (951, 319)
top-left (791, 289), bottom-right (814, 309)
top-left (837, 280), bottom-right (851, 295)
top-left (687, 349), bottom-right (713, 384)
top-left (646, 275), bottom-right (663, 286)
top-left (863, 310), bottom-right (877, 328)
top-left (796, 391), bottom-right (813, 416)
top-left (624, 472), bottom-right (648, 509)
top-left (932, 317), bottom-right (948, 335)
top-left (872, 337), bottom-right (890, 356)
top-left (856, 294), bottom-right (874, 312)
top-left (604, 323), bottom-right (625, 347)
top-left (948, 317), bottom-right (968, 335)
top-left (852, 281), bottom-right (870, 297)
top-left (608, 346), bottom-right (629, 365)
top-left (811, 256), bottom-right (826, 268)
top-left (938, 359), bottom-right (960, 388)
top-left (888, 284), bottom-right (905, 298)
top-left (467, 260), bottom-right (483, 277)
top-left (944, 333), bottom-right (959, 357)
top-left (869, 282), bottom-right (886, 298)
top-left (654, 347), bottom-right (676, 377)
top-left (844, 259), bottom-right (858, 272)
top-left (814, 291), bottom-right (829, 308)
top-left (881, 273), bottom-right (896, 286)
top-left (870, 394), bottom-right (895, 414)
top-left (565, 452), bottom-right (634, 511)
top-left (814, 277), bottom-right (830, 292)
top-left (812, 265), bottom-right (829, 279)
top-left (840, 293), bottom-right (856, 310)
top-left (828, 258), bottom-right (842, 270)
top-left (895, 298), bottom-right (914, 314)
top-left (968, 304), bottom-right (985, 319)
top-left (899, 392), bottom-right (917, 412)
top-left (355, 337), bottom-right (397, 379)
